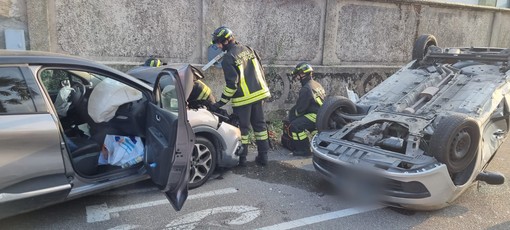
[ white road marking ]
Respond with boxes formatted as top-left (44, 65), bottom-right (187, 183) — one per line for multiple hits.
top-left (165, 205), bottom-right (260, 230)
top-left (86, 187), bottom-right (238, 223)
top-left (256, 205), bottom-right (383, 230)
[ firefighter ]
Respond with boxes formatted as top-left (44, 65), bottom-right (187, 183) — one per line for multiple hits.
top-left (144, 57), bottom-right (162, 67)
top-left (285, 62), bottom-right (325, 156)
top-left (188, 78), bottom-right (216, 109)
top-left (141, 57), bottom-right (215, 108)
top-left (210, 26), bottom-right (271, 167)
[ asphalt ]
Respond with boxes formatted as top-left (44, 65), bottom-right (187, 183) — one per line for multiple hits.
top-left (215, 145), bottom-right (339, 196)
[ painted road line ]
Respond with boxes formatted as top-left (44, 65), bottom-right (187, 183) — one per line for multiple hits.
top-left (86, 187), bottom-right (239, 223)
top-left (165, 205), bottom-right (260, 230)
top-left (256, 205), bottom-right (383, 230)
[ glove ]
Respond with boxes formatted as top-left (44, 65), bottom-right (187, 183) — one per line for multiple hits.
top-left (209, 102), bottom-right (224, 112)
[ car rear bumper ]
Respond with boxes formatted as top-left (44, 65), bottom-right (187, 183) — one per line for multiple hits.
top-left (311, 135), bottom-right (460, 210)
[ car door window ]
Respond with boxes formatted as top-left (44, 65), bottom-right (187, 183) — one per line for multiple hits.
top-left (160, 77), bottom-right (179, 113)
top-left (40, 70), bottom-right (70, 95)
top-left (0, 67), bottom-right (37, 114)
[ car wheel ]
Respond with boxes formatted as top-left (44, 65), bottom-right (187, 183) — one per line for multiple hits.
top-left (430, 114), bottom-right (480, 174)
top-left (412, 34), bottom-right (438, 60)
top-left (188, 136), bottom-right (217, 189)
top-left (316, 96), bottom-right (357, 132)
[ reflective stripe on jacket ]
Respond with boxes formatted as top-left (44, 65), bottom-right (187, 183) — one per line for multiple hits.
top-left (188, 80), bottom-right (215, 104)
top-left (294, 78), bottom-right (326, 122)
top-left (219, 42), bottom-right (270, 107)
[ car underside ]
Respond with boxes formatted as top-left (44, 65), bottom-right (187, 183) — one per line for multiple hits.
top-left (312, 35), bottom-right (510, 210)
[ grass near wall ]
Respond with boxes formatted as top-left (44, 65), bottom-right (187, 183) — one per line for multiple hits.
top-left (243, 119), bottom-right (284, 148)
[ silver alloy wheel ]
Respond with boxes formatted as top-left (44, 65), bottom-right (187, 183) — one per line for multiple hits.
top-left (189, 142), bottom-right (213, 184)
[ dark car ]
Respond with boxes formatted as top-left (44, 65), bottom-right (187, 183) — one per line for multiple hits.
top-left (0, 50), bottom-right (195, 219)
top-left (312, 35), bottom-right (509, 210)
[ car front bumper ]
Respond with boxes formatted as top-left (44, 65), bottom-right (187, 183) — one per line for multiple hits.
top-left (311, 135), bottom-right (462, 211)
top-left (216, 122), bottom-right (241, 168)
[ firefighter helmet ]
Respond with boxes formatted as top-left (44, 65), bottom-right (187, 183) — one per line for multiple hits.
top-left (291, 62), bottom-right (313, 77)
top-left (211, 26), bottom-right (233, 44)
top-left (144, 58), bottom-right (162, 67)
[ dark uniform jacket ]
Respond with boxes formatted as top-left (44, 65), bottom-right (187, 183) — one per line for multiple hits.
top-left (291, 76), bottom-right (326, 122)
top-left (188, 80), bottom-right (215, 108)
top-left (218, 41), bottom-right (270, 107)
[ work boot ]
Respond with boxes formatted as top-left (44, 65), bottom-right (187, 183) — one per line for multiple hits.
top-left (292, 138), bottom-right (312, 157)
top-left (237, 145), bottom-right (248, 167)
top-left (238, 156), bottom-right (247, 167)
top-left (292, 150), bottom-right (312, 157)
top-left (255, 152), bottom-right (268, 166)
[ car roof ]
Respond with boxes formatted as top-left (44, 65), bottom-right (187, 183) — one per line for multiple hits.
top-left (0, 49), bottom-right (127, 75)
top-left (0, 50), bottom-right (153, 86)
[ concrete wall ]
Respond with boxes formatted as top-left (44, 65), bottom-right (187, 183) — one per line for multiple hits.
top-left (5, 0), bottom-right (510, 116)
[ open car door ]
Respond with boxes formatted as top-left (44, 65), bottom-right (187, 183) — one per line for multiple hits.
top-left (145, 68), bottom-right (194, 211)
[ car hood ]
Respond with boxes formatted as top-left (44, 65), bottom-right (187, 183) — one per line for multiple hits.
top-left (127, 65), bottom-right (196, 101)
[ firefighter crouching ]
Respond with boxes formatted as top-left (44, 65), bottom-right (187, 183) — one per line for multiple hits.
top-left (281, 63), bottom-right (326, 156)
top-left (210, 26), bottom-right (271, 167)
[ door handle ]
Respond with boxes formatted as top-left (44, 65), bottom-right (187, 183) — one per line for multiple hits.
top-left (494, 129), bottom-right (506, 139)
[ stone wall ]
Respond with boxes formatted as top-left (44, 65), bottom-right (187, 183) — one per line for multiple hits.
top-left (3, 0), bottom-right (510, 115)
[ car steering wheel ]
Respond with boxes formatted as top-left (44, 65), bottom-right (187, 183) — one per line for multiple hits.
top-left (69, 81), bottom-right (86, 111)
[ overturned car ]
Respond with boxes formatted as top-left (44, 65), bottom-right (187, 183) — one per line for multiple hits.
top-left (312, 35), bottom-right (510, 210)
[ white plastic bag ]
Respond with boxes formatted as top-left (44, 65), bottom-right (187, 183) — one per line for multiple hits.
top-left (98, 135), bottom-right (144, 168)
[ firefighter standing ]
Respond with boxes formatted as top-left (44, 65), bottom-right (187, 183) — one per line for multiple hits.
top-left (210, 26), bottom-right (271, 167)
top-left (285, 63), bottom-right (325, 156)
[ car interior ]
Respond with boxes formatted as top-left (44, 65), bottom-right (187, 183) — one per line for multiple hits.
top-left (39, 69), bottom-right (151, 177)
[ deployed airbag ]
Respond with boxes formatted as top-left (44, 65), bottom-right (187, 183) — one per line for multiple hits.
top-left (88, 78), bottom-right (143, 123)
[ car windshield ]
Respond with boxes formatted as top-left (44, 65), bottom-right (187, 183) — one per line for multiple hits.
top-left (158, 75), bottom-right (179, 113)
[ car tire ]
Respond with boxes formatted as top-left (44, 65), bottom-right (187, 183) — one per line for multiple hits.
top-left (430, 114), bottom-right (480, 174)
top-left (316, 96), bottom-right (357, 132)
top-left (412, 34), bottom-right (438, 60)
top-left (188, 136), bottom-right (217, 189)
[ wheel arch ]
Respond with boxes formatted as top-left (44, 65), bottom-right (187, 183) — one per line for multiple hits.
top-left (192, 126), bottom-right (226, 159)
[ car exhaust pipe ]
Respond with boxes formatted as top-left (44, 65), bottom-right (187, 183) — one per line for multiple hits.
top-left (476, 171), bottom-right (505, 185)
